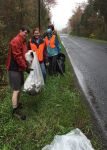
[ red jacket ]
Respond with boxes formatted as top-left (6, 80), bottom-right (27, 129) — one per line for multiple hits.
top-left (6, 34), bottom-right (27, 71)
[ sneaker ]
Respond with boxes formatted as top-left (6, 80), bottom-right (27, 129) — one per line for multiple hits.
top-left (12, 108), bottom-right (26, 120)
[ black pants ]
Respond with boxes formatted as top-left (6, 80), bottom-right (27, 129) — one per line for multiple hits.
top-left (48, 55), bottom-right (58, 75)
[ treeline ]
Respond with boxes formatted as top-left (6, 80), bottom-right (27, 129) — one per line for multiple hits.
top-left (0, 0), bottom-right (56, 38)
top-left (68, 0), bottom-right (107, 40)
top-left (0, 0), bottom-right (56, 66)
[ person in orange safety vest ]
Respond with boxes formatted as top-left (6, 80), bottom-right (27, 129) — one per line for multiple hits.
top-left (28, 28), bottom-right (47, 80)
top-left (44, 28), bottom-right (61, 75)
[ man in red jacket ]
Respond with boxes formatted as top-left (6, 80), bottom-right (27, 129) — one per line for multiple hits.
top-left (6, 26), bottom-right (30, 120)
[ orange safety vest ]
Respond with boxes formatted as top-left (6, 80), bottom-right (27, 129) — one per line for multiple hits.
top-left (45, 35), bottom-right (56, 48)
top-left (30, 39), bottom-right (45, 62)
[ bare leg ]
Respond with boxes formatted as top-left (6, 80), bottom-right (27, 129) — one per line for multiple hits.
top-left (12, 90), bottom-right (20, 108)
top-left (12, 90), bottom-right (26, 120)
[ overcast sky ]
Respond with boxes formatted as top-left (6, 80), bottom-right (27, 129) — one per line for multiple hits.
top-left (51, 0), bottom-right (87, 30)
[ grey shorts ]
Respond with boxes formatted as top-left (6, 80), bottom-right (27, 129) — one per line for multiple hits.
top-left (8, 71), bottom-right (24, 90)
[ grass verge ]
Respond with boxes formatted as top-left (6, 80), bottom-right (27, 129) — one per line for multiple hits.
top-left (70, 34), bottom-right (107, 44)
top-left (0, 45), bottom-right (103, 150)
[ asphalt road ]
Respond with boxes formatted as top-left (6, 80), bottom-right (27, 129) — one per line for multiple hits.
top-left (60, 34), bottom-right (107, 141)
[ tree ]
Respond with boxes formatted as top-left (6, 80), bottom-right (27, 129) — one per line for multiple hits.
top-left (94, 0), bottom-right (107, 36)
top-left (0, 0), bottom-right (55, 38)
top-left (43, 0), bottom-right (56, 7)
top-left (94, 0), bottom-right (107, 23)
top-left (69, 6), bottom-right (84, 35)
top-left (68, 0), bottom-right (107, 39)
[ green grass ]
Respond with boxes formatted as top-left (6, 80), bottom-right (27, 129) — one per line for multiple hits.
top-left (0, 47), bottom-right (103, 150)
top-left (70, 34), bottom-right (107, 44)
top-left (88, 38), bottom-right (107, 44)
top-left (81, 36), bottom-right (107, 44)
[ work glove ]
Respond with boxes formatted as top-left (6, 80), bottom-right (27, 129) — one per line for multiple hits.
top-left (45, 62), bottom-right (49, 66)
top-left (26, 67), bottom-right (33, 74)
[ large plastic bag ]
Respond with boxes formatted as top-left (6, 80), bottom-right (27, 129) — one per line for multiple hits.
top-left (24, 50), bottom-right (44, 95)
top-left (42, 128), bottom-right (95, 150)
top-left (57, 53), bottom-right (65, 75)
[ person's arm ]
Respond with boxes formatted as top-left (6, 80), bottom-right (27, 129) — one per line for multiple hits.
top-left (43, 42), bottom-right (49, 65)
top-left (55, 35), bottom-right (61, 53)
top-left (42, 32), bottom-right (47, 39)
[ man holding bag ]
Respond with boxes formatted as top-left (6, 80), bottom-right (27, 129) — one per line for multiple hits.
top-left (6, 26), bottom-right (31, 120)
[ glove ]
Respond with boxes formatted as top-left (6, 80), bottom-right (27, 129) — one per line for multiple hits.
top-left (45, 62), bottom-right (49, 66)
top-left (26, 68), bottom-right (33, 73)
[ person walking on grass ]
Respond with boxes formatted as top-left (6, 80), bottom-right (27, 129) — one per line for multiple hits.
top-left (28, 28), bottom-right (47, 80)
top-left (6, 26), bottom-right (32, 120)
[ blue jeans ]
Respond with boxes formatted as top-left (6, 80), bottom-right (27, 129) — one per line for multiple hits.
top-left (40, 62), bottom-right (46, 80)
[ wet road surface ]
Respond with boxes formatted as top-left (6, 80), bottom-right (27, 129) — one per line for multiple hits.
top-left (60, 34), bottom-right (107, 141)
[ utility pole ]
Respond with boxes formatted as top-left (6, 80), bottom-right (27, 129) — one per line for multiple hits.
top-left (19, 0), bottom-right (23, 26)
top-left (38, 0), bottom-right (41, 30)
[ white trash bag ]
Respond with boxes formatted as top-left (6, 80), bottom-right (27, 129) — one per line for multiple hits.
top-left (24, 50), bottom-right (44, 95)
top-left (42, 128), bottom-right (95, 150)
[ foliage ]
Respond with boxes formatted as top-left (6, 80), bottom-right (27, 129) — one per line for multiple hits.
top-left (68, 5), bottom-right (84, 36)
top-left (43, 0), bottom-right (56, 7)
top-left (94, 0), bottom-right (107, 24)
top-left (68, 0), bottom-right (107, 40)
top-left (0, 0), bottom-right (55, 38)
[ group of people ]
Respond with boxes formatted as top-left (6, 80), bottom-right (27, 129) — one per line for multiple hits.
top-left (6, 24), bottom-right (61, 120)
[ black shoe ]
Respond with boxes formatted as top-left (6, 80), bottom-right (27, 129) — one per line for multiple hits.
top-left (12, 108), bottom-right (26, 120)
top-left (17, 102), bottom-right (23, 109)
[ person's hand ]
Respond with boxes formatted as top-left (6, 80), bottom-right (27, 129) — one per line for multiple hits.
top-left (26, 68), bottom-right (33, 73)
top-left (45, 62), bottom-right (49, 66)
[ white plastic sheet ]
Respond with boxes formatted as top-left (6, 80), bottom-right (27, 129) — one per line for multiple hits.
top-left (24, 50), bottom-right (44, 95)
top-left (42, 128), bottom-right (95, 150)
